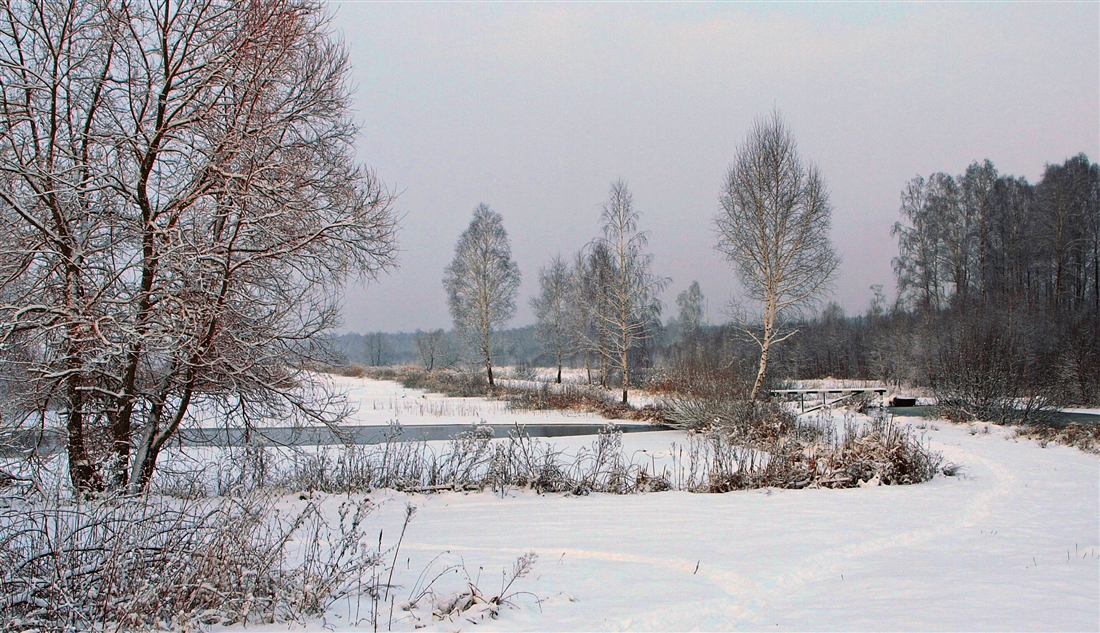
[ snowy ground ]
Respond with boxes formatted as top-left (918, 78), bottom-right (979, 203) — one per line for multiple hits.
top-left (242, 414), bottom-right (1098, 632)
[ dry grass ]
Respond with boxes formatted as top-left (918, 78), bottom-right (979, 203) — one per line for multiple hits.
top-left (151, 424), bottom-right (673, 498)
top-left (401, 552), bottom-right (540, 627)
top-left (1012, 423), bottom-right (1100, 454)
top-left (362, 367), bottom-right (489, 398)
top-left (502, 381), bottom-right (665, 422)
top-left (146, 410), bottom-right (940, 500)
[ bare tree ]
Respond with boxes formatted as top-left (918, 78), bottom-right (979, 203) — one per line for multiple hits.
top-left (443, 204), bottom-right (520, 387)
top-left (363, 333), bottom-right (391, 367)
top-left (675, 281), bottom-right (705, 339)
top-left (893, 176), bottom-right (944, 312)
top-left (715, 111), bottom-right (839, 400)
top-left (531, 255), bottom-right (575, 383)
top-left (0, 0), bottom-right (398, 492)
top-left (570, 246), bottom-right (612, 386)
top-left (414, 329), bottom-right (446, 371)
top-left (593, 180), bottom-right (667, 404)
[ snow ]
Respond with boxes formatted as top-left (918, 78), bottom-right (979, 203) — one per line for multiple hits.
top-left (1063, 408), bottom-right (1100, 416)
top-left (238, 414), bottom-right (1098, 632)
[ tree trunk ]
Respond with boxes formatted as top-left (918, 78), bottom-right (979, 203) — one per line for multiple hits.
top-left (63, 342), bottom-right (101, 493)
top-left (750, 344), bottom-right (770, 401)
top-left (621, 346), bottom-right (629, 405)
top-left (486, 358), bottom-right (494, 387)
top-left (750, 323), bottom-right (773, 401)
top-left (65, 395), bottom-right (101, 493)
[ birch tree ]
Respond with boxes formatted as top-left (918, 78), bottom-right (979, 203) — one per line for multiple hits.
top-left (443, 204), bottom-right (520, 387)
top-left (676, 281), bottom-right (705, 338)
top-left (715, 112), bottom-right (839, 400)
top-left (531, 255), bottom-right (574, 383)
top-left (593, 180), bottom-right (667, 404)
top-left (0, 0), bottom-right (398, 493)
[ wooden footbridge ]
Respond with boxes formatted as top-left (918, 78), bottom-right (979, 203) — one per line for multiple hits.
top-left (770, 386), bottom-right (888, 413)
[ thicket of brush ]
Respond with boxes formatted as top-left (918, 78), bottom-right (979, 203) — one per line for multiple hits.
top-left (0, 492), bottom-right (410, 632)
top-left (149, 425), bottom-right (671, 497)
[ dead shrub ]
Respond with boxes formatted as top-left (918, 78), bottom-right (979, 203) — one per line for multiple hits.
top-left (339, 364), bottom-right (368, 378)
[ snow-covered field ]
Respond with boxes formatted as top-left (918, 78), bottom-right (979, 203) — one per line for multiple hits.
top-left (243, 410), bottom-right (1098, 631)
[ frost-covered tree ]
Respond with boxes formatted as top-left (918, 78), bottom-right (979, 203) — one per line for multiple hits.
top-left (716, 111), bottom-right (840, 400)
top-left (443, 204), bottom-right (521, 387)
top-left (593, 181), bottom-right (667, 404)
top-left (531, 256), bottom-right (574, 383)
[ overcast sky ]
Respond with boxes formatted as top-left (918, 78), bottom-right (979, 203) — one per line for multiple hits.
top-left (330, 2), bottom-right (1099, 334)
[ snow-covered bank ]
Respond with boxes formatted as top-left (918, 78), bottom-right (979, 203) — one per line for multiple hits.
top-left (244, 418), bottom-right (1097, 631)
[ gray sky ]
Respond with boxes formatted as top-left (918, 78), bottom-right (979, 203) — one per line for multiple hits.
top-left (331, 2), bottom-right (1099, 334)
